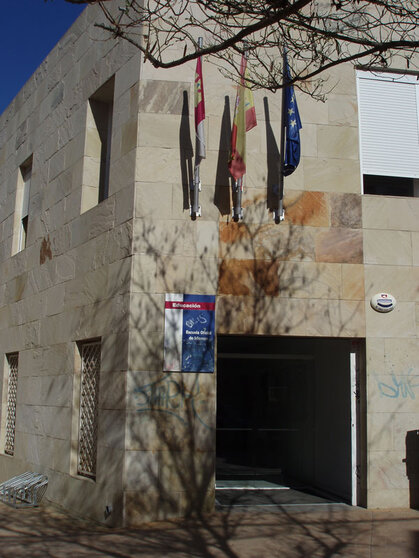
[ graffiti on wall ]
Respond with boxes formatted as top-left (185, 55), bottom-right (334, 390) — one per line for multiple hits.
top-left (377, 368), bottom-right (419, 399)
top-left (133, 374), bottom-right (212, 429)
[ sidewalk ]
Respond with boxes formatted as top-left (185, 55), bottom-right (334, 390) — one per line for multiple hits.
top-left (0, 502), bottom-right (418, 557)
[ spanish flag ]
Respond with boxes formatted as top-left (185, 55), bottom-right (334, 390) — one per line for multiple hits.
top-left (229, 54), bottom-right (257, 181)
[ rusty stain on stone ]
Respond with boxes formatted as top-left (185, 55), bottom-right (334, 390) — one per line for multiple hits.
top-left (40, 236), bottom-right (52, 265)
top-left (285, 191), bottom-right (329, 227)
top-left (219, 222), bottom-right (251, 245)
top-left (219, 259), bottom-right (279, 296)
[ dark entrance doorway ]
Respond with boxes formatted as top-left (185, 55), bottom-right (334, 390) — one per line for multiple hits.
top-left (216, 335), bottom-right (361, 504)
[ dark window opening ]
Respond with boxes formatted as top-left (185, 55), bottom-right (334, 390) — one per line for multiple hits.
top-left (363, 174), bottom-right (417, 197)
top-left (89, 77), bottom-right (114, 203)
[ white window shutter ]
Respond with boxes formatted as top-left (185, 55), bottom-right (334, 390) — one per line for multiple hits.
top-left (357, 72), bottom-right (419, 179)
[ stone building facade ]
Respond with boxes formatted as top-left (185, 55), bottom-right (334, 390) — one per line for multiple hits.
top-left (0, 2), bottom-right (418, 525)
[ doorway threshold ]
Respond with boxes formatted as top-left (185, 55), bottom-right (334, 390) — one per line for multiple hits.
top-left (216, 479), bottom-right (290, 490)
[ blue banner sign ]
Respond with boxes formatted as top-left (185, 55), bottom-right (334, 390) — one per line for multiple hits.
top-left (164, 294), bottom-right (215, 372)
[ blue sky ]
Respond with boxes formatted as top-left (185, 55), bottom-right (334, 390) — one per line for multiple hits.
top-left (0, 0), bottom-right (85, 115)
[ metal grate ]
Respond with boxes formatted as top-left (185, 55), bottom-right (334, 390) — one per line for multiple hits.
top-left (5, 354), bottom-right (19, 456)
top-left (77, 341), bottom-right (101, 479)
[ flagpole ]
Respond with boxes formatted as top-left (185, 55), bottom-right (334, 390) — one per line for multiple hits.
top-left (274, 48), bottom-right (287, 224)
top-left (191, 36), bottom-right (204, 220)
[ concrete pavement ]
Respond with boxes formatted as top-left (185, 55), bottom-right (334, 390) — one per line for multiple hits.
top-left (0, 502), bottom-right (418, 557)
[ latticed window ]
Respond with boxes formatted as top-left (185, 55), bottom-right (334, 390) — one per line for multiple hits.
top-left (5, 353), bottom-right (19, 456)
top-left (77, 341), bottom-right (101, 479)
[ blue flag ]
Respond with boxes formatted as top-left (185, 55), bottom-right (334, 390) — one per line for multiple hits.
top-left (283, 53), bottom-right (302, 176)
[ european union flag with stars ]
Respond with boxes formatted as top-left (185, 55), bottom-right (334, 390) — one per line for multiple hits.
top-left (283, 53), bottom-right (302, 176)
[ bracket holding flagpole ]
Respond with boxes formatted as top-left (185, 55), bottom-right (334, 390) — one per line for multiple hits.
top-left (232, 178), bottom-right (243, 221)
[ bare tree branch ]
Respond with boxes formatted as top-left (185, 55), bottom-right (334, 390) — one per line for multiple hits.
top-left (63, 0), bottom-right (419, 97)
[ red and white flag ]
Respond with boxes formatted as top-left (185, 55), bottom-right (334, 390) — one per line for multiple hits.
top-left (194, 55), bottom-right (206, 160)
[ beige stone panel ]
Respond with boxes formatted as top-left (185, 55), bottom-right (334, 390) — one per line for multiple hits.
top-left (364, 265), bottom-right (418, 303)
top-left (207, 114), bottom-right (227, 153)
top-left (64, 267), bottom-right (107, 308)
top-left (115, 185), bottom-right (135, 226)
top-left (138, 79), bottom-right (191, 114)
top-left (131, 253), bottom-right (157, 294)
top-left (367, 413), bottom-right (394, 451)
top-left (106, 256), bottom-right (131, 297)
top-left (130, 293), bottom-right (164, 333)
top-left (303, 157), bottom-right (361, 194)
top-left (367, 488), bottom-right (409, 508)
top-left (129, 330), bottom-right (164, 372)
top-left (315, 228), bottom-right (363, 264)
top-left (412, 232), bottom-right (419, 266)
top-left (98, 409), bottom-right (126, 449)
top-left (196, 221), bottom-right (219, 259)
top-left (115, 53), bottom-right (141, 99)
top-left (305, 299), bottom-right (365, 337)
top-left (241, 193), bottom-right (272, 225)
top-left (101, 333), bottom-right (129, 373)
top-left (121, 119), bottom-right (138, 156)
top-left (364, 229), bottom-right (412, 266)
top-left (317, 125), bottom-right (359, 160)
top-left (393, 413), bottom-right (419, 452)
top-left (216, 295), bottom-right (308, 336)
top-left (136, 147), bottom-right (183, 184)
top-left (365, 301), bottom-right (416, 338)
top-left (124, 450), bottom-right (159, 491)
top-left (138, 113), bottom-right (183, 149)
top-left (298, 94), bottom-right (329, 125)
top-left (276, 261), bottom-right (341, 300)
top-left (325, 64), bottom-right (357, 96)
top-left (299, 123), bottom-right (318, 158)
top-left (125, 409), bottom-right (186, 452)
top-left (45, 284), bottom-right (65, 316)
top-left (342, 264), bottom-right (364, 300)
top-left (330, 193), bottom-right (362, 229)
top-left (42, 343), bottom-right (73, 376)
top-left (107, 221), bottom-right (133, 264)
top-left (140, 60), bottom-right (194, 84)
top-left (155, 255), bottom-right (218, 294)
top-left (368, 451), bottom-right (408, 490)
top-left (16, 404), bottom-right (71, 438)
top-left (159, 449), bottom-right (215, 493)
top-left (362, 195), bottom-right (419, 231)
top-left (48, 148), bottom-right (66, 182)
top-left (135, 182), bottom-right (173, 220)
top-left (133, 218), bottom-right (197, 258)
top-left (16, 376), bottom-right (42, 405)
top-left (109, 149), bottom-right (136, 196)
top-left (383, 338), bottom-right (419, 373)
top-left (328, 95), bottom-right (358, 126)
top-left (367, 371), bottom-right (419, 413)
top-left (219, 222), bottom-right (316, 262)
top-left (80, 196), bottom-right (116, 240)
top-left (170, 180), bottom-right (220, 222)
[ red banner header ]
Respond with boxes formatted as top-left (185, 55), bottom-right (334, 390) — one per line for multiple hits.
top-left (165, 301), bottom-right (215, 311)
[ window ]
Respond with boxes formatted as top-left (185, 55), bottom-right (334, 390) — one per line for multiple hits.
top-left (81, 77), bottom-right (114, 213)
top-left (77, 340), bottom-right (101, 479)
top-left (12, 156), bottom-right (32, 254)
top-left (357, 70), bottom-right (419, 196)
top-left (3, 353), bottom-right (19, 456)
